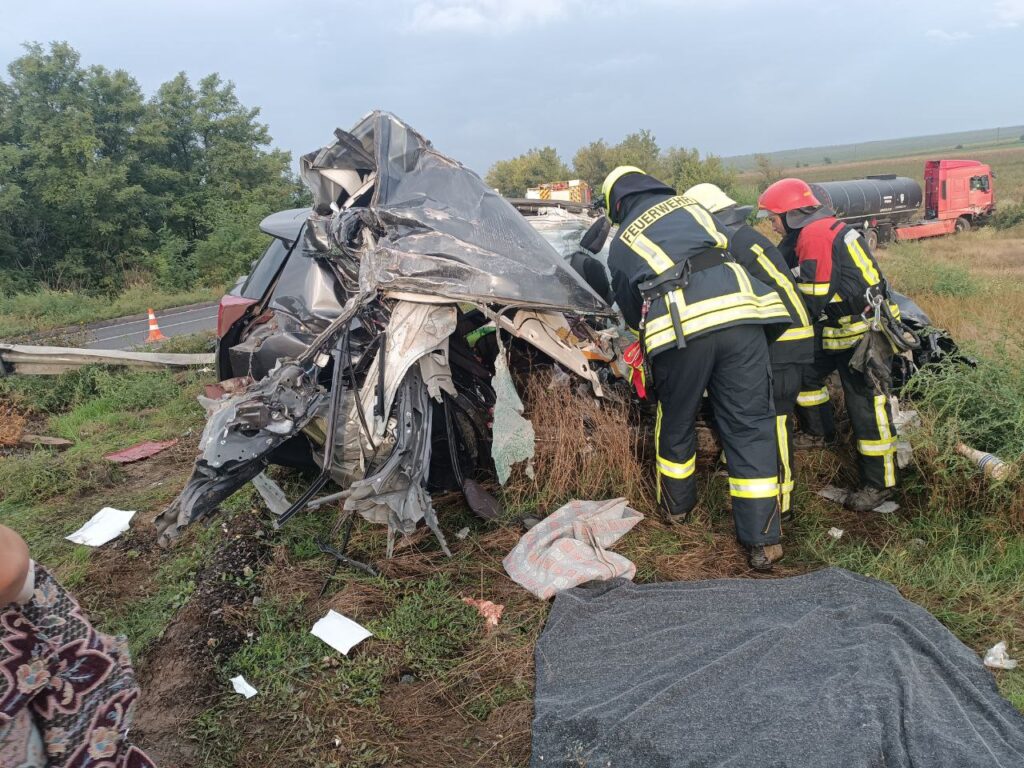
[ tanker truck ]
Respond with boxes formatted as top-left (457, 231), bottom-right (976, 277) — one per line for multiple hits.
top-left (808, 159), bottom-right (995, 249)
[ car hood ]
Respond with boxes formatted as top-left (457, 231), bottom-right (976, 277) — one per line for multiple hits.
top-left (299, 111), bottom-right (609, 313)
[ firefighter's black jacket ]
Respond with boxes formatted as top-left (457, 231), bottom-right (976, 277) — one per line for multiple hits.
top-left (724, 223), bottom-right (813, 366)
top-left (606, 177), bottom-right (790, 358)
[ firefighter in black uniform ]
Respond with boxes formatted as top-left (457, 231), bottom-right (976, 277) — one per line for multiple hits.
top-left (684, 184), bottom-right (814, 522)
top-left (603, 167), bottom-right (791, 570)
top-left (758, 178), bottom-right (901, 511)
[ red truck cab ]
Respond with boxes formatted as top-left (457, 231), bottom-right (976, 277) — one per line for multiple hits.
top-left (893, 159), bottom-right (995, 241)
top-left (924, 159), bottom-right (994, 224)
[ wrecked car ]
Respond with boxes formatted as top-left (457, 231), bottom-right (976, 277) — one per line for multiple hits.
top-left (157, 111), bottom-right (621, 552)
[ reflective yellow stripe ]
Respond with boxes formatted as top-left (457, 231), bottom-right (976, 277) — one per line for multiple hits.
top-left (830, 293), bottom-right (843, 303)
top-left (644, 299), bottom-right (789, 351)
top-left (726, 262), bottom-right (754, 295)
top-left (687, 202), bottom-right (729, 249)
top-left (797, 388), bottom-right (829, 407)
top-left (844, 229), bottom-right (881, 286)
top-left (776, 415), bottom-right (792, 514)
top-left (658, 453), bottom-right (696, 480)
top-left (777, 325), bottom-right (814, 342)
top-left (628, 232), bottom-right (675, 274)
top-left (655, 402), bottom-right (663, 503)
top-left (874, 394), bottom-right (897, 487)
top-left (751, 244), bottom-right (811, 326)
top-left (729, 476), bottom-right (779, 499)
top-left (645, 290), bottom-right (788, 336)
top-left (857, 438), bottom-right (897, 456)
top-left (798, 282), bottom-right (831, 296)
top-left (821, 318), bottom-right (870, 351)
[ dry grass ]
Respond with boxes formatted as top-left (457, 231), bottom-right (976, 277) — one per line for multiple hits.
top-left (503, 370), bottom-right (657, 517)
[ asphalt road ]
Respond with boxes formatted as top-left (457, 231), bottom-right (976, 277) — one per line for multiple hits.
top-left (83, 302), bottom-right (219, 350)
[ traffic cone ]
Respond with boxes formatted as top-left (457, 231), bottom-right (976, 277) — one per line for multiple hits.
top-left (145, 308), bottom-right (167, 343)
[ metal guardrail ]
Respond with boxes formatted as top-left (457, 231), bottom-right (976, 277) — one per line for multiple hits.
top-left (0, 343), bottom-right (214, 375)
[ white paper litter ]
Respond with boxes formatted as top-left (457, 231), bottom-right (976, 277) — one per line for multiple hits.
top-left (874, 500), bottom-right (900, 514)
top-left (230, 675), bottom-right (258, 698)
top-left (828, 527), bottom-right (845, 540)
top-left (311, 610), bottom-right (372, 655)
top-left (816, 485), bottom-right (848, 503)
top-left (984, 641), bottom-right (1018, 670)
top-left (65, 507), bottom-right (136, 547)
top-left (455, 527), bottom-right (470, 540)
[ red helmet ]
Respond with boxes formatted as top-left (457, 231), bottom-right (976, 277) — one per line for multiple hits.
top-left (757, 178), bottom-right (821, 215)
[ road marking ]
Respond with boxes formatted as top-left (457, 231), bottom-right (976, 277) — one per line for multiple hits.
top-left (88, 303), bottom-right (218, 333)
top-left (88, 311), bottom-right (219, 346)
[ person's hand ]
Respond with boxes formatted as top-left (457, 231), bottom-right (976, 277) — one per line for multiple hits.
top-left (0, 524), bottom-right (31, 605)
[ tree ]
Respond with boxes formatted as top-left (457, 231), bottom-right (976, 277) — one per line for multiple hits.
top-left (0, 42), bottom-right (151, 291)
top-left (754, 153), bottom-right (783, 191)
top-left (612, 130), bottom-right (662, 175)
top-left (0, 42), bottom-right (303, 293)
top-left (660, 147), bottom-right (737, 195)
top-left (572, 139), bottom-right (614, 193)
top-left (485, 146), bottom-right (569, 198)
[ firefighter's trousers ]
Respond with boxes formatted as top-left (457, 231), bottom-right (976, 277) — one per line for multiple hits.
top-left (797, 342), bottom-right (898, 490)
top-left (771, 363), bottom-right (802, 516)
top-left (651, 324), bottom-right (781, 547)
top-left (795, 330), bottom-right (837, 442)
top-left (838, 345), bottom-right (898, 489)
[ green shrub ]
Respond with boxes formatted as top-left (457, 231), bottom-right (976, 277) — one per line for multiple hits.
top-left (888, 245), bottom-right (979, 297)
top-left (992, 202), bottom-right (1024, 230)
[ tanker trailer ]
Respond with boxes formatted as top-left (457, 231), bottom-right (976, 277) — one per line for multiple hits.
top-left (809, 175), bottom-right (922, 250)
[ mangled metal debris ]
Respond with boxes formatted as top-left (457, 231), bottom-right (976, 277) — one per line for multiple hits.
top-left (158, 111), bottom-right (616, 551)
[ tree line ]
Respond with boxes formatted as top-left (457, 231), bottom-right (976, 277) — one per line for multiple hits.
top-left (484, 129), bottom-right (738, 201)
top-left (0, 42), bottom-right (306, 295)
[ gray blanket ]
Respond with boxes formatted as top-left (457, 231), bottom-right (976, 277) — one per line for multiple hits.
top-left (532, 568), bottom-right (1024, 767)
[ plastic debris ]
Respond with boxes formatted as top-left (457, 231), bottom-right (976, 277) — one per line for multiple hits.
top-left (817, 485), bottom-right (900, 514)
top-left (828, 527), bottom-right (844, 540)
top-left (983, 641), bottom-right (1018, 670)
top-left (816, 485), bottom-right (848, 503)
top-left (462, 597), bottom-right (505, 629)
top-left (456, 527), bottom-right (470, 540)
top-left (66, 507), bottom-right (136, 547)
top-left (230, 675), bottom-right (258, 698)
top-left (311, 610), bottom-right (372, 655)
top-left (104, 439), bottom-right (178, 464)
top-left (957, 442), bottom-right (1012, 482)
top-left (491, 347), bottom-right (536, 485)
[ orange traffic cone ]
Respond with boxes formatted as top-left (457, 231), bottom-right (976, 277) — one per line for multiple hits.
top-left (145, 308), bottom-right (167, 343)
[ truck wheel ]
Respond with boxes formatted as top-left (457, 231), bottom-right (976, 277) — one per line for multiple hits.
top-left (864, 228), bottom-right (879, 251)
top-left (955, 217), bottom-right (971, 234)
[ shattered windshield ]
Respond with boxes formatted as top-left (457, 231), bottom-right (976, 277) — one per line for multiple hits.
top-left (301, 111), bottom-right (609, 312)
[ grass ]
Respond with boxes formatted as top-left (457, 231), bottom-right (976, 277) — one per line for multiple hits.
top-left (0, 282), bottom-right (220, 338)
top-left (1, 167), bottom-right (1024, 764)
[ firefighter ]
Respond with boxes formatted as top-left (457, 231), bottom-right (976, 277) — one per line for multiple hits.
top-left (757, 178), bottom-right (901, 511)
top-left (603, 167), bottom-right (791, 570)
top-left (684, 184), bottom-right (814, 522)
top-left (764, 210), bottom-right (837, 449)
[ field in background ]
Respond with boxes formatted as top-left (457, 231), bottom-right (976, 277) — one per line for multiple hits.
top-left (725, 124), bottom-right (1024, 171)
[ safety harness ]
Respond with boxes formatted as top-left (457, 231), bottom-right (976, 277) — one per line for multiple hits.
top-left (637, 249), bottom-right (734, 351)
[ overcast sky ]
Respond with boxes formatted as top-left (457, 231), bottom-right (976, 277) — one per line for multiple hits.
top-left (3, 0), bottom-right (1023, 175)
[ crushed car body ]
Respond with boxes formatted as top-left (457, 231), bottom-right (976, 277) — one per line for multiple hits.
top-left (157, 111), bottom-right (618, 549)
